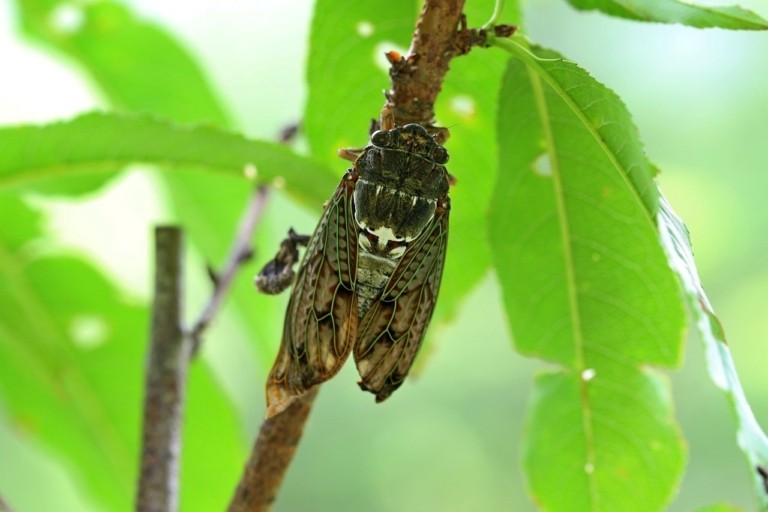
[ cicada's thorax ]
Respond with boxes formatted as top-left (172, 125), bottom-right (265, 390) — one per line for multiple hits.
top-left (352, 123), bottom-right (450, 318)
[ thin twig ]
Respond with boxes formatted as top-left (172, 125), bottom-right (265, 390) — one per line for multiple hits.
top-left (227, 388), bottom-right (319, 512)
top-left (190, 185), bottom-right (270, 356)
top-left (227, 2), bottom-right (479, 510)
top-left (137, 227), bottom-right (188, 512)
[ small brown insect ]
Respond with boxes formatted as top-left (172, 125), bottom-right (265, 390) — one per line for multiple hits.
top-left (260, 115), bottom-right (451, 418)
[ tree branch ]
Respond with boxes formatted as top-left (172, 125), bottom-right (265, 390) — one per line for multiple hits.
top-left (227, 388), bottom-right (319, 512)
top-left (385, 0), bottom-right (466, 127)
top-left (137, 227), bottom-right (188, 512)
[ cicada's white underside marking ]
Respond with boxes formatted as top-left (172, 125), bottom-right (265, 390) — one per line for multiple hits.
top-left (354, 183), bottom-right (433, 317)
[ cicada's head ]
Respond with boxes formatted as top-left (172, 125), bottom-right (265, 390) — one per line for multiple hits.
top-left (352, 123), bottom-right (450, 259)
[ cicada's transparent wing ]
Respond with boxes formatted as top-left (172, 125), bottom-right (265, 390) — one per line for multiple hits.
top-left (353, 201), bottom-right (449, 402)
top-left (266, 173), bottom-right (358, 418)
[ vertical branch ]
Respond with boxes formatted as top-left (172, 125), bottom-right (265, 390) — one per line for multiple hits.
top-left (137, 227), bottom-right (189, 512)
top-left (386, 0), bottom-right (466, 126)
top-left (137, 188), bottom-right (267, 511)
top-left (227, 388), bottom-right (319, 512)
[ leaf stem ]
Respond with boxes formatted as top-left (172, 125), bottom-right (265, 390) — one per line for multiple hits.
top-left (482, 0), bottom-right (505, 29)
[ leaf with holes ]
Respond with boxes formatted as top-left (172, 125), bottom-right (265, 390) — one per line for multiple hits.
top-left (489, 48), bottom-right (687, 510)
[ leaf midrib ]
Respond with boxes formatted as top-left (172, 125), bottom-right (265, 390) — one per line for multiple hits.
top-left (524, 51), bottom-right (600, 508)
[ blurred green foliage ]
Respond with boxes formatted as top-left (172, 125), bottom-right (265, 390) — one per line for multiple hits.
top-left (1, 0), bottom-right (768, 511)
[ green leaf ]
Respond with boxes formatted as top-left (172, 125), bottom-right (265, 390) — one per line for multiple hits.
top-left (304, 0), bottom-right (417, 164)
top-left (566, 0), bottom-right (768, 30)
top-left (526, 369), bottom-right (683, 510)
top-left (12, 0), bottom-right (233, 196)
top-left (658, 196), bottom-right (768, 509)
top-left (0, 198), bottom-right (244, 511)
top-left (0, 111), bottom-right (334, 207)
top-left (14, 1), bottom-right (228, 125)
top-left (490, 47), bottom-right (687, 510)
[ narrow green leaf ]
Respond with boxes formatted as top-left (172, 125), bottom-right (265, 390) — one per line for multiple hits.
top-left (0, 111), bottom-right (333, 207)
top-left (12, 0), bottom-right (232, 196)
top-left (659, 196), bottom-right (768, 509)
top-left (566, 0), bottom-right (768, 30)
top-left (0, 198), bottom-right (244, 511)
top-left (490, 48), bottom-right (687, 510)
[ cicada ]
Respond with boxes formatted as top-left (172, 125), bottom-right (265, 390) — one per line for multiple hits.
top-left (260, 118), bottom-right (451, 418)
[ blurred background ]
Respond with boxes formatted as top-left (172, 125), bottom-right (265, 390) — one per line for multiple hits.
top-left (1, 0), bottom-right (767, 510)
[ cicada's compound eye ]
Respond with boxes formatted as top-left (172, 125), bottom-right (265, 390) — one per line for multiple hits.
top-left (431, 146), bottom-right (449, 165)
top-left (371, 130), bottom-right (392, 148)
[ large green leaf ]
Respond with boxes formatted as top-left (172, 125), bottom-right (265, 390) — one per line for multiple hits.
top-left (489, 46), bottom-right (687, 510)
top-left (566, 0), bottom-right (768, 30)
top-left (0, 197), bottom-right (243, 511)
top-left (659, 196), bottom-right (768, 510)
top-left (0, 112), bottom-right (333, 207)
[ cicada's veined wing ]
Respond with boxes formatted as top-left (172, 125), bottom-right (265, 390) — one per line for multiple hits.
top-left (266, 173), bottom-right (358, 418)
top-left (353, 199), bottom-right (449, 402)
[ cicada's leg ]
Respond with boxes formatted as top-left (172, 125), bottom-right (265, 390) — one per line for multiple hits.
top-left (254, 228), bottom-right (311, 295)
top-left (338, 148), bottom-right (363, 162)
top-left (339, 118), bottom-right (382, 162)
top-left (431, 126), bottom-right (450, 145)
